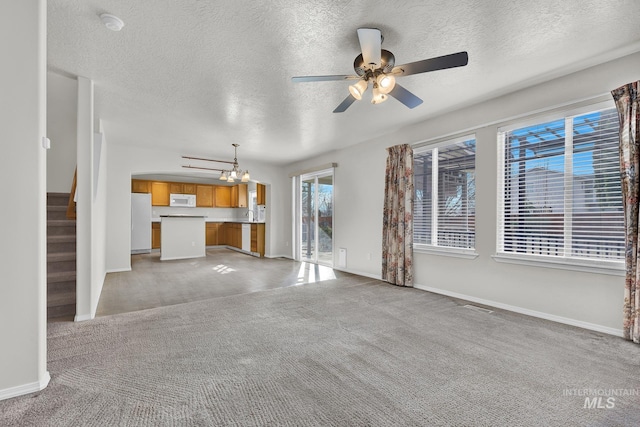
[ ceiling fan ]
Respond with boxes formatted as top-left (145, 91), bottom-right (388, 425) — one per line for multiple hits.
top-left (291, 28), bottom-right (468, 113)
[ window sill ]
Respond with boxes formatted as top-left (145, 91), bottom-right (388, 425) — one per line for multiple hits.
top-left (492, 253), bottom-right (625, 276)
top-left (414, 244), bottom-right (479, 259)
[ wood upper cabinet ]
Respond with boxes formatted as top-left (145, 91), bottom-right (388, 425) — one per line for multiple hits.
top-left (169, 183), bottom-right (183, 194)
top-left (215, 186), bottom-right (232, 207)
top-left (132, 179), bottom-right (151, 193)
top-left (230, 186), bottom-right (237, 208)
top-left (183, 183), bottom-right (196, 194)
top-left (229, 184), bottom-right (248, 208)
top-left (196, 185), bottom-right (214, 207)
top-left (236, 184), bottom-right (248, 208)
top-left (257, 183), bottom-right (266, 205)
top-left (151, 182), bottom-right (170, 206)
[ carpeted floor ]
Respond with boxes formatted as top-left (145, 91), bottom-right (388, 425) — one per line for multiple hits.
top-left (2, 276), bottom-right (639, 426)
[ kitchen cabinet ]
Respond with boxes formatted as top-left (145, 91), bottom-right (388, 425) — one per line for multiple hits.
top-left (251, 223), bottom-right (265, 257)
top-left (196, 185), bottom-right (214, 207)
top-left (226, 223), bottom-right (242, 248)
top-left (151, 223), bottom-right (161, 249)
top-left (257, 183), bottom-right (266, 205)
top-left (183, 183), bottom-right (196, 194)
top-left (169, 183), bottom-right (183, 194)
top-left (132, 179), bottom-right (150, 193)
top-left (229, 184), bottom-right (248, 208)
top-left (215, 186), bottom-right (231, 207)
top-left (206, 222), bottom-right (221, 246)
top-left (217, 223), bottom-right (227, 245)
top-left (151, 182), bottom-right (170, 206)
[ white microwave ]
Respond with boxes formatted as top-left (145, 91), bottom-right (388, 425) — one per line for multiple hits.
top-left (169, 193), bottom-right (196, 207)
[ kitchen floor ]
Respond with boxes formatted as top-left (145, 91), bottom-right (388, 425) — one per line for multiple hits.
top-left (96, 248), bottom-right (351, 317)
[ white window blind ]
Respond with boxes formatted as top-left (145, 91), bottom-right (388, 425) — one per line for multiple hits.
top-left (498, 106), bottom-right (623, 261)
top-left (414, 137), bottom-right (476, 250)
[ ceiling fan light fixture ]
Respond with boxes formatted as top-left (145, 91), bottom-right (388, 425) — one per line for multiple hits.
top-left (371, 85), bottom-right (388, 104)
top-left (348, 79), bottom-right (368, 100)
top-left (376, 74), bottom-right (395, 94)
top-left (219, 171), bottom-right (228, 181)
top-left (241, 171), bottom-right (250, 182)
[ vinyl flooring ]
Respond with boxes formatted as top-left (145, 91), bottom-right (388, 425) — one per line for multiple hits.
top-left (96, 247), bottom-right (347, 316)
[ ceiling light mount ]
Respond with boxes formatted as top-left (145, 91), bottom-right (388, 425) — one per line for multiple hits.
top-left (182, 144), bottom-right (250, 183)
top-left (100, 13), bottom-right (125, 31)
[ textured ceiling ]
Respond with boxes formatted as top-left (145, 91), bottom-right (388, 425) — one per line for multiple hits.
top-left (47, 0), bottom-right (640, 165)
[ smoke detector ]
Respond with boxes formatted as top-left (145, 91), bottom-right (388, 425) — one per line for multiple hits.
top-left (100, 13), bottom-right (124, 31)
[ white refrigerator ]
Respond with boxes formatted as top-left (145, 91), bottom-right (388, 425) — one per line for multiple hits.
top-left (131, 193), bottom-right (152, 254)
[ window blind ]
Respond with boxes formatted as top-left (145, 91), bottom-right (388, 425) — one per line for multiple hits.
top-left (499, 107), bottom-right (623, 261)
top-left (414, 138), bottom-right (476, 250)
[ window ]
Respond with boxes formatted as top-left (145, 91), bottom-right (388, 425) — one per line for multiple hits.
top-left (414, 136), bottom-right (476, 252)
top-left (497, 103), bottom-right (624, 264)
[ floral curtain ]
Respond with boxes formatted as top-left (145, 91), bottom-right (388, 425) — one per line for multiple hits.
top-left (612, 82), bottom-right (640, 344)
top-left (382, 144), bottom-right (414, 287)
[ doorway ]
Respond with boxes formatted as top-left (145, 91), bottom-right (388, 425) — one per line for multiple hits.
top-left (297, 169), bottom-right (334, 266)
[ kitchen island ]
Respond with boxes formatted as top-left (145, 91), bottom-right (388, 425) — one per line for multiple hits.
top-left (160, 215), bottom-right (206, 261)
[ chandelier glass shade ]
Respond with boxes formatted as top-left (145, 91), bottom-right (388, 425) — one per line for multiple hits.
top-left (182, 144), bottom-right (250, 183)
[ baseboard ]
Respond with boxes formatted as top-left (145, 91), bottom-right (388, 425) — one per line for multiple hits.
top-left (333, 266), bottom-right (382, 281)
top-left (414, 283), bottom-right (624, 337)
top-left (74, 313), bottom-right (93, 322)
top-left (106, 267), bottom-right (131, 273)
top-left (0, 371), bottom-right (50, 401)
top-left (265, 254), bottom-right (292, 259)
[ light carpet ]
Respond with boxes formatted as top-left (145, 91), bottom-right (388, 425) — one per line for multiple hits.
top-left (1, 277), bottom-right (639, 426)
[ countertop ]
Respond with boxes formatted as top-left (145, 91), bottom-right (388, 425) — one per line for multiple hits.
top-left (152, 218), bottom-right (264, 224)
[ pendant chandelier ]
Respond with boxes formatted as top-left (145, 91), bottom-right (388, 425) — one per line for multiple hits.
top-left (182, 143), bottom-right (250, 183)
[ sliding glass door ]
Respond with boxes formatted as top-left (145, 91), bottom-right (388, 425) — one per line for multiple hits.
top-left (298, 169), bottom-right (333, 266)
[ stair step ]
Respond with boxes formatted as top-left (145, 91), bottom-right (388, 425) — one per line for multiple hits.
top-left (48, 235), bottom-right (76, 252)
top-left (47, 271), bottom-right (76, 283)
top-left (48, 252), bottom-right (76, 262)
top-left (48, 279), bottom-right (75, 294)
top-left (48, 235), bottom-right (76, 243)
top-left (47, 219), bottom-right (76, 236)
top-left (48, 303), bottom-right (75, 319)
top-left (47, 291), bottom-right (76, 307)
top-left (47, 206), bottom-right (70, 220)
top-left (47, 260), bottom-right (76, 274)
top-left (47, 193), bottom-right (71, 207)
top-left (48, 219), bottom-right (76, 226)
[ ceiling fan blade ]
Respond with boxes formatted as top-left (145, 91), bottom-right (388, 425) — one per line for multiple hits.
top-left (357, 28), bottom-right (382, 69)
top-left (388, 84), bottom-right (423, 109)
top-left (333, 94), bottom-right (357, 113)
top-left (292, 75), bottom-right (360, 83)
top-left (392, 51), bottom-right (468, 76)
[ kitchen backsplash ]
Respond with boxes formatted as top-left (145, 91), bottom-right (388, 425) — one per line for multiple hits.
top-left (152, 206), bottom-right (249, 221)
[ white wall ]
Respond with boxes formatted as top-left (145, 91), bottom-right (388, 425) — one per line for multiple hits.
top-left (286, 51), bottom-right (640, 334)
top-left (46, 72), bottom-right (77, 193)
top-left (74, 79), bottom-right (108, 321)
top-left (92, 129), bottom-right (108, 315)
top-left (0, 0), bottom-right (49, 400)
top-left (105, 143), bottom-right (290, 273)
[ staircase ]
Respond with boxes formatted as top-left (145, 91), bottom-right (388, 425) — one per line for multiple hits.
top-left (47, 192), bottom-right (76, 319)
